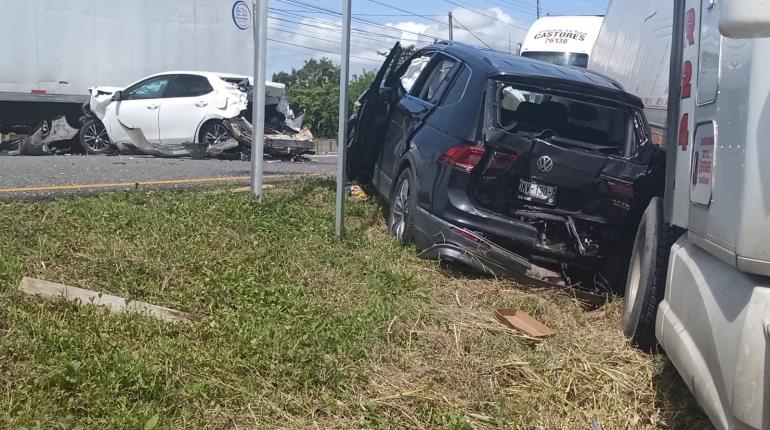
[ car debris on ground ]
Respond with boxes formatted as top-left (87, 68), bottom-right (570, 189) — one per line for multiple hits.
top-left (1, 73), bottom-right (315, 160)
top-left (347, 184), bottom-right (368, 201)
top-left (0, 116), bottom-right (80, 156)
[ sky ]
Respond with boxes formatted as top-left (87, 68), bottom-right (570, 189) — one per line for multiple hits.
top-left (264, 0), bottom-right (609, 78)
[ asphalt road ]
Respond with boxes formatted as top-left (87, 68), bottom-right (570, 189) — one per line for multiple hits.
top-left (0, 154), bottom-right (337, 199)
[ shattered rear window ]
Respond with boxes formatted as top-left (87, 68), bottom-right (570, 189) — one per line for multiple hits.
top-left (494, 83), bottom-right (633, 154)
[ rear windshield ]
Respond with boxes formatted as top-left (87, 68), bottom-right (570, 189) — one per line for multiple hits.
top-left (494, 83), bottom-right (633, 154)
top-left (521, 51), bottom-right (589, 68)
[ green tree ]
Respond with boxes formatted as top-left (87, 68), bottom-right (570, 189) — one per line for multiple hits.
top-left (272, 58), bottom-right (376, 138)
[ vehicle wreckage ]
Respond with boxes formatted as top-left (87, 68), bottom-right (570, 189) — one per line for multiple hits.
top-left (347, 42), bottom-right (665, 302)
top-left (1, 72), bottom-right (314, 159)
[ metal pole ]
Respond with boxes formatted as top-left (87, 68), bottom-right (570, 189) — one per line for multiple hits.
top-left (448, 12), bottom-right (453, 40)
top-left (536, 0), bottom-right (541, 18)
top-left (251, 0), bottom-right (267, 201)
top-left (335, 0), bottom-right (352, 238)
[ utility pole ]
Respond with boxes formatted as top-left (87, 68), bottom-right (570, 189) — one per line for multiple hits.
top-left (335, 0), bottom-right (352, 238)
top-left (448, 11), bottom-right (453, 40)
top-left (251, 0), bottom-right (267, 201)
top-left (536, 0), bottom-right (541, 18)
top-left (508, 32), bottom-right (511, 54)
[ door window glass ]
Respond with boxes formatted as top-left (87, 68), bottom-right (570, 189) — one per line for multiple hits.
top-left (166, 75), bottom-right (214, 98)
top-left (415, 57), bottom-right (458, 104)
top-left (124, 76), bottom-right (172, 100)
top-left (442, 65), bottom-right (471, 106)
top-left (399, 54), bottom-right (433, 93)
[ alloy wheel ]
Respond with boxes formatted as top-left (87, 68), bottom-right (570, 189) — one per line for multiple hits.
top-left (83, 123), bottom-right (109, 152)
top-left (204, 122), bottom-right (230, 145)
top-left (389, 177), bottom-right (410, 242)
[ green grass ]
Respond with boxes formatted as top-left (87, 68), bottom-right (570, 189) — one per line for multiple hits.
top-left (0, 179), bottom-right (710, 429)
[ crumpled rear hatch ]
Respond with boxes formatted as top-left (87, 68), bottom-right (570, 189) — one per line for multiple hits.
top-left (468, 80), bottom-right (651, 264)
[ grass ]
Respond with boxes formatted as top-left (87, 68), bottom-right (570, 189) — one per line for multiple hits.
top-left (0, 179), bottom-right (711, 429)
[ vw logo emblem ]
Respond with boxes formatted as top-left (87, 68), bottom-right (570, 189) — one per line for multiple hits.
top-left (536, 156), bottom-right (554, 173)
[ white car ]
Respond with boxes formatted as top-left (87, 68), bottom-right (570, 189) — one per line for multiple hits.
top-left (80, 71), bottom-right (292, 157)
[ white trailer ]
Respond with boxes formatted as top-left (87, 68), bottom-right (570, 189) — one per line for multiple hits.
top-left (0, 0), bottom-right (254, 133)
top-left (591, 1), bottom-right (770, 429)
top-left (519, 15), bottom-right (604, 68)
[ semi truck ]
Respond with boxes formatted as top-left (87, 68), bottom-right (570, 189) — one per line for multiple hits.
top-left (0, 0), bottom-right (254, 144)
top-left (591, 0), bottom-right (770, 428)
top-left (519, 15), bottom-right (604, 68)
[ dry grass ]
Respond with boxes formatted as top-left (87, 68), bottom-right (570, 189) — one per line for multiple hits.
top-left (0, 179), bottom-right (711, 429)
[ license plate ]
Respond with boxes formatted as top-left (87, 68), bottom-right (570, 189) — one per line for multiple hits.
top-left (518, 179), bottom-right (556, 204)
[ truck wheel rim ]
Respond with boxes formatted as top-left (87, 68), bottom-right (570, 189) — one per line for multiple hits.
top-left (84, 124), bottom-right (109, 151)
top-left (205, 123), bottom-right (230, 145)
top-left (624, 227), bottom-right (644, 318)
top-left (389, 178), bottom-right (410, 241)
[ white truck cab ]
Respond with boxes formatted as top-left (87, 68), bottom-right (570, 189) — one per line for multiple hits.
top-left (591, 1), bottom-right (770, 429)
top-left (519, 15), bottom-right (604, 68)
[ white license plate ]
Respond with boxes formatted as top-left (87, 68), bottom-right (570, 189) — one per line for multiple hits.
top-left (518, 180), bottom-right (556, 204)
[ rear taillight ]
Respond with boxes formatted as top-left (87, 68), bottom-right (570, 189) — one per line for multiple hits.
top-left (450, 226), bottom-right (491, 249)
top-left (438, 143), bottom-right (485, 173)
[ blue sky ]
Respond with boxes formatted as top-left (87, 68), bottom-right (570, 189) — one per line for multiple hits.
top-left (265, 0), bottom-right (609, 77)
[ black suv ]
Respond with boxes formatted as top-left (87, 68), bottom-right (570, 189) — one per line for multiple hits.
top-left (347, 42), bottom-right (664, 298)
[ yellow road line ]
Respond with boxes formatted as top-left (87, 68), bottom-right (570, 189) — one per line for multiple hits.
top-left (0, 175), bottom-right (261, 193)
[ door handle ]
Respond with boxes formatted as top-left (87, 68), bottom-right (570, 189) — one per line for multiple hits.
top-left (195, 101), bottom-right (209, 107)
top-left (146, 104), bottom-right (160, 110)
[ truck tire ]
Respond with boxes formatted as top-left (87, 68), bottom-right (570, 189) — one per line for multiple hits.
top-left (622, 197), bottom-right (680, 350)
top-left (388, 167), bottom-right (417, 245)
top-left (78, 118), bottom-right (112, 154)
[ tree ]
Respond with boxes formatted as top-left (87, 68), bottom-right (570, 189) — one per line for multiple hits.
top-left (272, 58), bottom-right (376, 139)
top-left (399, 44), bottom-right (417, 64)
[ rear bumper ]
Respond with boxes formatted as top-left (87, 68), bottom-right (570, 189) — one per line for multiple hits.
top-left (415, 207), bottom-right (552, 280)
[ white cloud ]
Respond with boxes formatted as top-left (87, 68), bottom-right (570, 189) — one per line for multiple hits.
top-left (266, 6), bottom-right (528, 77)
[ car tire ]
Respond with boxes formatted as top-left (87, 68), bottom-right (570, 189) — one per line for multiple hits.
top-left (388, 167), bottom-right (417, 245)
top-left (78, 118), bottom-right (112, 154)
top-left (199, 120), bottom-right (231, 145)
top-left (622, 197), bottom-right (680, 350)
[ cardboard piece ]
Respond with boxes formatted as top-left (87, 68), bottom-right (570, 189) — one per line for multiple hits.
top-left (495, 308), bottom-right (554, 338)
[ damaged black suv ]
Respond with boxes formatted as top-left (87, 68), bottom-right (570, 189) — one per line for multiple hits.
top-left (347, 42), bottom-right (664, 299)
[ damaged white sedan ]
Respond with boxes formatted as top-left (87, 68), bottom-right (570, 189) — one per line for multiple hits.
top-left (80, 71), bottom-right (314, 158)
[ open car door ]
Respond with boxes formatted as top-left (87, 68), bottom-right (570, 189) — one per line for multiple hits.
top-left (346, 42), bottom-right (402, 183)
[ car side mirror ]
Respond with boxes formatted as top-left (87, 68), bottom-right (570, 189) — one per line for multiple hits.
top-left (111, 91), bottom-right (122, 101)
top-left (720, 0), bottom-right (770, 38)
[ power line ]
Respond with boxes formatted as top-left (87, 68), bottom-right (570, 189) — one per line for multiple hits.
top-left (268, 11), bottom-right (430, 45)
top-left (451, 16), bottom-right (493, 49)
top-left (268, 25), bottom-right (383, 51)
top-left (267, 38), bottom-right (383, 63)
top-left (277, 0), bottom-right (442, 41)
top-left (365, 0), bottom-right (448, 26)
top-left (444, 0), bottom-right (529, 31)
